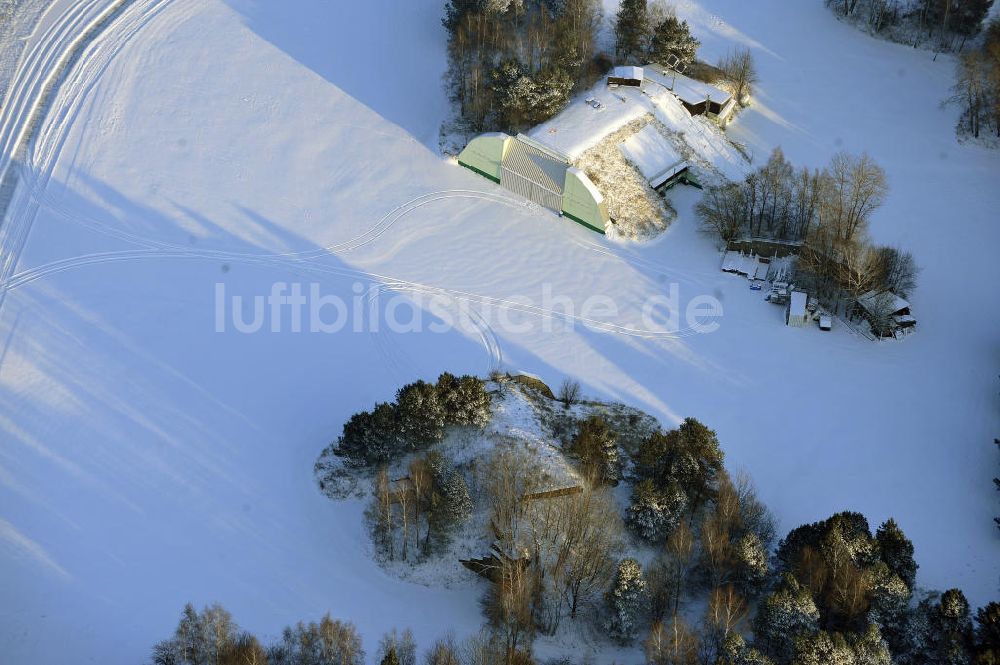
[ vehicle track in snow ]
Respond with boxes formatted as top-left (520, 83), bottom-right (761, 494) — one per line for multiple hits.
top-left (0, 0), bottom-right (167, 313)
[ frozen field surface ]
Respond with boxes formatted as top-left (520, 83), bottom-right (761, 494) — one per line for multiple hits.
top-left (0, 0), bottom-right (998, 663)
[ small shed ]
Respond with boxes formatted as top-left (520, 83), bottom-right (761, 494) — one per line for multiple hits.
top-left (819, 315), bottom-right (832, 331)
top-left (608, 66), bottom-right (644, 87)
top-left (620, 124), bottom-right (700, 192)
top-left (786, 291), bottom-right (809, 327)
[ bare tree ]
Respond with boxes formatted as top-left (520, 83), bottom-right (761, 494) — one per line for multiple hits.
top-left (700, 586), bottom-right (749, 660)
top-left (951, 50), bottom-right (989, 138)
top-left (425, 635), bottom-right (462, 665)
top-left (645, 616), bottom-right (699, 665)
top-left (718, 47), bottom-right (758, 105)
top-left (557, 379), bottom-right (581, 407)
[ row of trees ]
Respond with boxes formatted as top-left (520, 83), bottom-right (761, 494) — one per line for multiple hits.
top-left (697, 148), bottom-right (918, 309)
top-left (826, 0), bottom-right (994, 50)
top-left (951, 18), bottom-right (1000, 140)
top-left (331, 373), bottom-right (491, 468)
top-left (442, 0), bottom-right (603, 132)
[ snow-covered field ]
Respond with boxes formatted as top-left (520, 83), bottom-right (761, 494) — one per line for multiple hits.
top-left (0, 0), bottom-right (997, 663)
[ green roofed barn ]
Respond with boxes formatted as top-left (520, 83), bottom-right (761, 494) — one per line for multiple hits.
top-left (458, 133), bottom-right (609, 234)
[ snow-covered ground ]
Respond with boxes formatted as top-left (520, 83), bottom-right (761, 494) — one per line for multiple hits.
top-left (0, 0), bottom-right (998, 663)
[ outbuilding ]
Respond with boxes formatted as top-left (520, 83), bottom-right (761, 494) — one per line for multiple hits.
top-left (853, 291), bottom-right (916, 337)
top-left (458, 132), bottom-right (610, 233)
top-left (620, 124), bottom-right (701, 192)
top-left (608, 66), bottom-right (644, 87)
top-left (786, 291), bottom-right (809, 327)
top-left (644, 67), bottom-right (736, 126)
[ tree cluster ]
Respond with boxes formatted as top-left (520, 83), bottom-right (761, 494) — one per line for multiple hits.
top-left (367, 451), bottom-right (473, 562)
top-left (614, 0), bottom-right (701, 71)
top-left (697, 148), bottom-right (918, 312)
top-left (479, 446), bottom-right (623, 651)
top-left (626, 417), bottom-right (727, 542)
top-left (950, 19), bottom-right (1000, 140)
top-left (152, 604), bottom-right (364, 665)
top-left (827, 0), bottom-right (994, 50)
top-left (443, 0), bottom-right (604, 132)
top-left (332, 373), bottom-right (491, 468)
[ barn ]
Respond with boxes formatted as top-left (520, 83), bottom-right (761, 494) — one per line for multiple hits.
top-left (458, 133), bottom-right (610, 233)
top-left (608, 65), bottom-right (644, 87)
top-left (645, 68), bottom-right (736, 126)
top-left (786, 291), bottom-right (809, 327)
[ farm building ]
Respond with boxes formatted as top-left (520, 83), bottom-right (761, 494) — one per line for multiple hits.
top-left (458, 133), bottom-right (609, 233)
top-left (644, 67), bottom-right (737, 126)
top-left (786, 290), bottom-right (809, 327)
top-left (608, 66), bottom-right (644, 87)
top-left (853, 291), bottom-right (916, 337)
top-left (620, 124), bottom-right (701, 192)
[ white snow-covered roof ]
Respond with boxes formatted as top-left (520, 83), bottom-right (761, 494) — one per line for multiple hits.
top-left (789, 291), bottom-right (808, 317)
top-left (619, 124), bottom-right (686, 186)
top-left (611, 66), bottom-right (644, 81)
top-left (858, 291), bottom-right (910, 315)
top-left (527, 76), bottom-right (748, 178)
top-left (644, 67), bottom-right (732, 106)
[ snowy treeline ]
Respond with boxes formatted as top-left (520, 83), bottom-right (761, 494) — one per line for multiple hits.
top-left (825, 0), bottom-right (994, 51)
top-left (154, 377), bottom-right (1000, 665)
top-left (441, 0), bottom-right (709, 134)
top-left (949, 19), bottom-right (1000, 140)
top-left (324, 373), bottom-right (491, 469)
top-left (697, 148), bottom-right (918, 312)
top-left (442, 0), bottom-right (605, 132)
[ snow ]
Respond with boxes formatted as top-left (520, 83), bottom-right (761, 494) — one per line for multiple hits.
top-left (619, 123), bottom-right (685, 182)
top-left (0, 0), bottom-right (998, 663)
top-left (789, 291), bottom-right (807, 318)
top-left (530, 71), bottom-right (746, 184)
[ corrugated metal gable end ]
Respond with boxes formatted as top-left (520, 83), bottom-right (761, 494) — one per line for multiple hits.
top-left (501, 138), bottom-right (567, 193)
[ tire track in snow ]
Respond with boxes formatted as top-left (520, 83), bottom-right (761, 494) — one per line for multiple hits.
top-left (0, 0), bottom-right (167, 314)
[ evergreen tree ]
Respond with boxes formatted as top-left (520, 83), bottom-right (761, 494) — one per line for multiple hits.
top-left (605, 557), bottom-right (647, 644)
top-left (875, 518), bottom-right (918, 590)
top-left (614, 0), bottom-right (648, 62)
top-left (335, 403), bottom-right (399, 466)
top-left (867, 562), bottom-right (911, 657)
top-left (720, 633), bottom-right (776, 665)
top-left (380, 648), bottom-right (400, 665)
top-left (733, 532), bottom-right (769, 597)
top-left (567, 415), bottom-right (623, 485)
top-left (626, 479), bottom-right (687, 542)
top-left (934, 589), bottom-right (975, 665)
top-left (395, 381), bottom-right (445, 450)
top-left (752, 575), bottom-right (821, 663)
top-left (649, 15), bottom-right (700, 69)
top-left (436, 373), bottom-right (491, 428)
top-left (975, 602), bottom-right (1000, 664)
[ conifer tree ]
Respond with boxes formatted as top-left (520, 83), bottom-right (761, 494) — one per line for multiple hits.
top-left (614, 0), bottom-right (648, 62)
top-left (605, 557), bottom-right (647, 644)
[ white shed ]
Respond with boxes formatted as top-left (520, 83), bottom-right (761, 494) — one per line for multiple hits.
top-left (608, 66), bottom-right (644, 87)
top-left (786, 291), bottom-right (809, 327)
